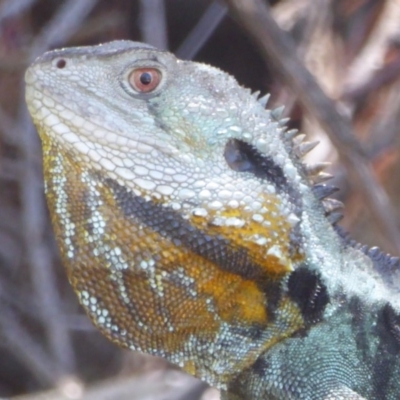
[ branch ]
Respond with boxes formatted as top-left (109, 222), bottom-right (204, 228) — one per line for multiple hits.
top-left (176, 1), bottom-right (227, 60)
top-left (139, 0), bottom-right (168, 50)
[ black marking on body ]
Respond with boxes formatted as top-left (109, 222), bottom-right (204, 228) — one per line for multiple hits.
top-left (377, 303), bottom-right (400, 355)
top-left (224, 139), bottom-right (287, 190)
top-left (287, 266), bottom-right (329, 324)
top-left (263, 283), bottom-right (283, 323)
top-left (348, 296), bottom-right (371, 363)
top-left (251, 356), bottom-right (270, 377)
top-left (226, 356), bottom-right (275, 400)
top-left (371, 303), bottom-right (400, 398)
top-left (229, 323), bottom-right (267, 341)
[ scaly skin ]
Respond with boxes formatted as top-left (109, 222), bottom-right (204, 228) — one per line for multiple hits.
top-left (25, 41), bottom-right (400, 399)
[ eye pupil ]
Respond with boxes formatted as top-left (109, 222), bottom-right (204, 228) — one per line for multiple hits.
top-left (129, 68), bottom-right (161, 93)
top-left (140, 72), bottom-right (152, 85)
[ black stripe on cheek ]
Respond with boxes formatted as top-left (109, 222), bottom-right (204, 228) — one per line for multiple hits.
top-left (224, 139), bottom-right (287, 190)
top-left (105, 177), bottom-right (279, 287)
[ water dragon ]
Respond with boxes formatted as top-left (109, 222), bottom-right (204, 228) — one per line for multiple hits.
top-left (25, 40), bottom-right (400, 399)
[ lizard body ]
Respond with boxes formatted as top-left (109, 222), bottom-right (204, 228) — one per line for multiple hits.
top-left (25, 41), bottom-right (400, 399)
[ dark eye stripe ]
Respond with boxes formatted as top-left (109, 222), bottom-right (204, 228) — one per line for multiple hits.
top-left (224, 139), bottom-right (287, 190)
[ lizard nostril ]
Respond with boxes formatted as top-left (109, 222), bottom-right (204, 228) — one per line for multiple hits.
top-left (55, 58), bottom-right (67, 69)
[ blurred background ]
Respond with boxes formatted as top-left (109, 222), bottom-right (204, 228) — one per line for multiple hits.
top-left (1, 0), bottom-right (400, 398)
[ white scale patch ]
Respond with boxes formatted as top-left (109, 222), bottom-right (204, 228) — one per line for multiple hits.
top-left (79, 290), bottom-right (113, 329)
top-left (51, 154), bottom-right (76, 259)
top-left (138, 258), bottom-right (175, 331)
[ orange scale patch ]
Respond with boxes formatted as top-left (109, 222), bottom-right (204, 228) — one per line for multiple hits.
top-left (189, 201), bottom-right (294, 279)
top-left (196, 267), bottom-right (268, 326)
top-left (123, 276), bottom-right (166, 323)
top-left (68, 265), bottom-right (136, 347)
top-left (110, 261), bottom-right (219, 353)
top-left (99, 202), bottom-right (270, 342)
top-left (160, 278), bottom-right (219, 337)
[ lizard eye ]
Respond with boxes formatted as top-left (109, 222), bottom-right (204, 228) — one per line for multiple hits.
top-left (129, 68), bottom-right (161, 93)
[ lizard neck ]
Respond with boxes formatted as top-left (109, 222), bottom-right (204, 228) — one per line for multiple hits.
top-left (40, 132), bottom-right (330, 389)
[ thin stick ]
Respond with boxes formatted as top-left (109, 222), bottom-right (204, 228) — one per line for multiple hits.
top-left (176, 1), bottom-right (227, 60)
top-left (139, 0), bottom-right (168, 50)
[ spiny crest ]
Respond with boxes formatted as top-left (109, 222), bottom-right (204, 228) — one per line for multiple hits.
top-left (354, 242), bottom-right (400, 268)
top-left (271, 105), bottom-right (285, 120)
top-left (336, 227), bottom-right (400, 277)
top-left (257, 93), bottom-right (270, 108)
top-left (287, 129), bottom-right (342, 223)
top-left (304, 163), bottom-right (333, 183)
top-left (254, 91), bottom-right (343, 226)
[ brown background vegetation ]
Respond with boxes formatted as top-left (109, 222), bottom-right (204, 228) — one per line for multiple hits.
top-left (0, 0), bottom-right (400, 399)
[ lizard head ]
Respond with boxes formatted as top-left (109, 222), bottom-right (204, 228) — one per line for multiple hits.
top-left (26, 41), bottom-right (341, 387)
top-left (26, 40), bottom-right (306, 196)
